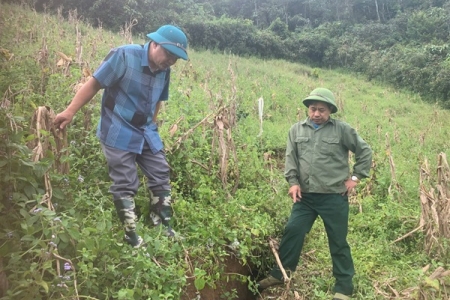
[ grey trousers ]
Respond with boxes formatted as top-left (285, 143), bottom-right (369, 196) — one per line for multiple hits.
top-left (101, 142), bottom-right (171, 199)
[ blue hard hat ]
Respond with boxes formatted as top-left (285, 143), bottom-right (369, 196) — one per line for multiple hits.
top-left (147, 25), bottom-right (188, 60)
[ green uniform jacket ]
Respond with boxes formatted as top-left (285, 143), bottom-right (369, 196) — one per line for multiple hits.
top-left (285, 117), bottom-right (372, 194)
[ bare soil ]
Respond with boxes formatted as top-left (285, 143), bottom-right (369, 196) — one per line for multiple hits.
top-left (181, 254), bottom-right (258, 300)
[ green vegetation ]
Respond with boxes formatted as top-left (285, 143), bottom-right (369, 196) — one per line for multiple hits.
top-left (5, 0), bottom-right (450, 107)
top-left (1, 2), bottom-right (450, 300)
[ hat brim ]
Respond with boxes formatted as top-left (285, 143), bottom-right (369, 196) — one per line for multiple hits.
top-left (147, 32), bottom-right (188, 60)
top-left (303, 96), bottom-right (338, 113)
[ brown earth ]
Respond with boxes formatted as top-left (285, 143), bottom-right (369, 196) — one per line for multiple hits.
top-left (181, 254), bottom-right (258, 300)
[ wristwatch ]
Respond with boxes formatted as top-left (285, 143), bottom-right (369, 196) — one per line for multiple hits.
top-left (351, 175), bottom-right (360, 183)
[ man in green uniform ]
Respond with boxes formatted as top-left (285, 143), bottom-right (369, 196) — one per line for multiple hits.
top-left (257, 88), bottom-right (372, 300)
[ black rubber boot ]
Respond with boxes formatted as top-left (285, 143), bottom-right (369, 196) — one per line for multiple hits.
top-left (149, 190), bottom-right (175, 237)
top-left (114, 196), bottom-right (142, 247)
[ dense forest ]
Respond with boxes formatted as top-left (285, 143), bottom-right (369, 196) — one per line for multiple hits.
top-left (5, 0), bottom-right (450, 107)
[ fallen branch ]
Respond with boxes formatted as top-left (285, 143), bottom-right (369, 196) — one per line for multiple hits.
top-left (167, 110), bottom-right (218, 152)
top-left (269, 238), bottom-right (290, 283)
top-left (52, 252), bottom-right (79, 299)
top-left (391, 224), bottom-right (425, 244)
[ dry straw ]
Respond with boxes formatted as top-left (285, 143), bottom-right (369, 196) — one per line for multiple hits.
top-left (389, 153), bottom-right (450, 299)
top-left (26, 106), bottom-right (79, 298)
top-left (166, 60), bottom-right (240, 199)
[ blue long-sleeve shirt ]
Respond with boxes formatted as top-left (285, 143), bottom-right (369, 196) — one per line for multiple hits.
top-left (94, 42), bottom-right (170, 154)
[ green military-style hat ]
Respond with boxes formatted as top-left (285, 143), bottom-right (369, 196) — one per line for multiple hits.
top-left (147, 25), bottom-right (188, 60)
top-left (302, 88), bottom-right (338, 113)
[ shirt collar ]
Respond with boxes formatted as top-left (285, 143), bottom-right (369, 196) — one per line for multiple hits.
top-left (141, 42), bottom-right (150, 68)
top-left (302, 117), bottom-right (335, 127)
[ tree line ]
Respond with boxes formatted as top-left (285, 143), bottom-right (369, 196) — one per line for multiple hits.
top-left (7, 0), bottom-right (450, 107)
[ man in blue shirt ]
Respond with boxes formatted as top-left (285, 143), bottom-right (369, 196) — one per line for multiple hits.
top-left (54, 25), bottom-right (188, 247)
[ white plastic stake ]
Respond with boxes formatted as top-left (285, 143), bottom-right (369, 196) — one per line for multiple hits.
top-left (257, 97), bottom-right (264, 137)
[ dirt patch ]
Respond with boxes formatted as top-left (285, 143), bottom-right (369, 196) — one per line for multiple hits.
top-left (181, 254), bottom-right (258, 300)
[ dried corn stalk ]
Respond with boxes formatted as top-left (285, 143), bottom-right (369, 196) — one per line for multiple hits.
top-left (385, 133), bottom-right (404, 201)
top-left (119, 18), bottom-right (137, 44)
top-left (167, 60), bottom-right (240, 197)
top-left (416, 265), bottom-right (450, 300)
top-left (37, 38), bottom-right (48, 65)
top-left (210, 61), bottom-right (239, 197)
top-left (0, 47), bottom-right (14, 61)
top-left (56, 51), bottom-right (72, 76)
top-left (393, 153), bottom-right (450, 257)
top-left (419, 153), bottom-right (450, 257)
top-left (27, 106), bottom-right (69, 175)
top-left (72, 67), bottom-right (92, 93)
top-left (75, 23), bottom-right (83, 64)
top-left (26, 106), bottom-right (79, 298)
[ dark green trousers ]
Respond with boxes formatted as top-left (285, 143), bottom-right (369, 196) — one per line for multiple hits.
top-left (270, 193), bottom-right (354, 295)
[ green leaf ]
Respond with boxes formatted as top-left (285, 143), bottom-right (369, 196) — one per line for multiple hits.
top-left (19, 209), bottom-right (29, 218)
top-left (194, 277), bottom-right (206, 291)
top-left (424, 277), bottom-right (440, 290)
top-left (23, 185), bottom-right (36, 198)
top-left (19, 159), bottom-right (35, 167)
top-left (96, 221), bottom-right (106, 231)
top-left (52, 188), bottom-right (66, 200)
top-left (67, 228), bottom-right (81, 240)
top-left (250, 228), bottom-right (260, 236)
top-left (58, 232), bottom-right (70, 243)
top-left (27, 215), bottom-right (40, 226)
top-left (36, 280), bottom-right (49, 293)
top-left (41, 210), bottom-right (56, 217)
top-left (0, 240), bottom-right (15, 256)
top-left (25, 134), bottom-right (36, 142)
top-left (118, 289), bottom-right (134, 299)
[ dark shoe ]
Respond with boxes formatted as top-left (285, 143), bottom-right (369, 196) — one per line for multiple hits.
top-left (155, 224), bottom-right (184, 240)
top-left (165, 226), bottom-right (176, 237)
top-left (256, 275), bottom-right (283, 291)
top-left (167, 228), bottom-right (186, 241)
top-left (333, 293), bottom-right (350, 300)
top-left (124, 235), bottom-right (144, 248)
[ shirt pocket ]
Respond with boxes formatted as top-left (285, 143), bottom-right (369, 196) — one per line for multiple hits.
top-left (320, 137), bottom-right (340, 156)
top-left (295, 136), bottom-right (309, 156)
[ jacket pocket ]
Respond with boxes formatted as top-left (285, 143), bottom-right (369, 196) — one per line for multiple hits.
top-left (295, 136), bottom-right (309, 155)
top-left (320, 137), bottom-right (340, 156)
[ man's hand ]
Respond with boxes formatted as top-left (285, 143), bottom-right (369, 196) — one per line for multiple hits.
top-left (54, 77), bottom-right (102, 130)
top-left (54, 110), bottom-right (75, 130)
top-left (288, 185), bottom-right (302, 203)
top-left (343, 178), bottom-right (358, 195)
